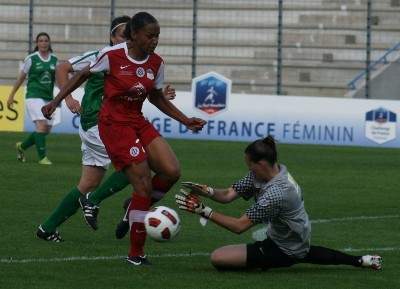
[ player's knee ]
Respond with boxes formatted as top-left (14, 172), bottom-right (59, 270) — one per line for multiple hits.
top-left (163, 165), bottom-right (180, 184)
top-left (210, 249), bottom-right (225, 267)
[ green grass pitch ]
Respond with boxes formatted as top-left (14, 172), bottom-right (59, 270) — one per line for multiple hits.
top-left (0, 132), bottom-right (399, 289)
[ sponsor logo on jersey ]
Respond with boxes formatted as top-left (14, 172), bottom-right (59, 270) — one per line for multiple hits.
top-left (119, 71), bottom-right (133, 76)
top-left (192, 71), bottom-right (231, 116)
top-left (120, 65), bottom-right (130, 69)
top-left (40, 71), bottom-right (52, 84)
top-left (365, 107), bottom-right (396, 144)
top-left (136, 67), bottom-right (145, 77)
top-left (146, 69), bottom-right (154, 80)
top-left (128, 82), bottom-right (146, 96)
top-left (130, 146), bottom-right (140, 157)
top-left (50, 64), bottom-right (56, 70)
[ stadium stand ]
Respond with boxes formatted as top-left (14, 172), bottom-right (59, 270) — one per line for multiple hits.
top-left (0, 0), bottom-right (398, 97)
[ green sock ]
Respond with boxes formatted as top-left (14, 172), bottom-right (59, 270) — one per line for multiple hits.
top-left (21, 132), bottom-right (36, 150)
top-left (89, 171), bottom-right (130, 206)
top-left (41, 187), bottom-right (82, 233)
top-left (34, 132), bottom-right (47, 160)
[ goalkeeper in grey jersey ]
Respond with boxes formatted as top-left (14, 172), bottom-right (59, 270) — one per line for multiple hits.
top-left (176, 136), bottom-right (382, 271)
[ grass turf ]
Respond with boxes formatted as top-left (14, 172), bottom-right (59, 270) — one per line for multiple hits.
top-left (0, 132), bottom-right (398, 289)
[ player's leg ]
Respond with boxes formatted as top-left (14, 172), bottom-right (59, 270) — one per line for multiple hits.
top-left (34, 119), bottom-right (52, 164)
top-left (212, 238), bottom-right (297, 271)
top-left (299, 246), bottom-right (382, 270)
top-left (123, 160), bottom-right (153, 265)
top-left (115, 135), bottom-right (180, 239)
top-left (211, 245), bottom-right (247, 269)
top-left (146, 136), bottom-right (180, 204)
top-left (37, 165), bottom-right (106, 241)
top-left (76, 124), bottom-right (131, 229)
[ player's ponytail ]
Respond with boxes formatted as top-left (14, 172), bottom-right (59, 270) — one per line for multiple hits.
top-left (110, 15), bottom-right (131, 46)
top-left (245, 135), bottom-right (278, 166)
top-left (124, 12), bottom-right (158, 40)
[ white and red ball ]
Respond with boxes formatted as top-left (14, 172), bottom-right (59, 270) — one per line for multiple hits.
top-left (144, 206), bottom-right (181, 242)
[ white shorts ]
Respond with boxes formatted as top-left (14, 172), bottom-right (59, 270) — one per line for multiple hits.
top-left (79, 124), bottom-right (111, 169)
top-left (25, 98), bottom-right (54, 125)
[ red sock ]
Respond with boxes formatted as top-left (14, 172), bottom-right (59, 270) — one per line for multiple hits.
top-left (128, 194), bottom-right (151, 258)
top-left (150, 175), bottom-right (173, 205)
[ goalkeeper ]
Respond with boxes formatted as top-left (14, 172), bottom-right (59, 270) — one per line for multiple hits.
top-left (176, 136), bottom-right (382, 271)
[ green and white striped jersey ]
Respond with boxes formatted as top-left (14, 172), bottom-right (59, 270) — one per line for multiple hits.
top-left (22, 52), bottom-right (58, 100)
top-left (69, 51), bottom-right (104, 131)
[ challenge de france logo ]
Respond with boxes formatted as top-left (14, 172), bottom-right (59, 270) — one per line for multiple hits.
top-left (365, 107), bottom-right (396, 144)
top-left (192, 71), bottom-right (231, 116)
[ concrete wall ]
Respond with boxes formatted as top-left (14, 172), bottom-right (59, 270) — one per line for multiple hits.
top-left (346, 55), bottom-right (400, 100)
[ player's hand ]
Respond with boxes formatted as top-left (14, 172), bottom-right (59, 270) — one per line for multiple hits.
top-left (181, 181), bottom-right (214, 198)
top-left (163, 84), bottom-right (176, 100)
top-left (7, 96), bottom-right (14, 108)
top-left (41, 103), bottom-right (57, 120)
top-left (185, 117), bottom-right (207, 132)
top-left (175, 189), bottom-right (213, 219)
top-left (65, 95), bottom-right (82, 115)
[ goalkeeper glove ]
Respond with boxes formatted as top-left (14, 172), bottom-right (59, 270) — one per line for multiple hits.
top-left (181, 181), bottom-right (214, 198)
top-left (175, 189), bottom-right (213, 219)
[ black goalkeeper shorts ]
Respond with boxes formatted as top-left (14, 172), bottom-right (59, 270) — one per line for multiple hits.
top-left (247, 238), bottom-right (299, 270)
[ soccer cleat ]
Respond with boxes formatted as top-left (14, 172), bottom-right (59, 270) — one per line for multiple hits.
top-left (361, 255), bottom-right (382, 270)
top-left (15, 142), bottom-right (26, 162)
top-left (36, 225), bottom-right (63, 242)
top-left (115, 197), bottom-right (131, 239)
top-left (79, 193), bottom-right (99, 230)
top-left (126, 255), bottom-right (152, 266)
top-left (38, 157), bottom-right (52, 165)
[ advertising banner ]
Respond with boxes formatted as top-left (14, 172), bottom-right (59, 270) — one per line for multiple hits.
top-left (1, 85), bottom-right (396, 148)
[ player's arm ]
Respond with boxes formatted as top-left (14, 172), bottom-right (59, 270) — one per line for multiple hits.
top-left (7, 71), bottom-right (27, 107)
top-left (42, 66), bottom-right (92, 119)
top-left (148, 88), bottom-right (206, 132)
top-left (175, 190), bottom-right (255, 234)
top-left (55, 61), bottom-right (82, 114)
top-left (210, 211), bottom-right (255, 234)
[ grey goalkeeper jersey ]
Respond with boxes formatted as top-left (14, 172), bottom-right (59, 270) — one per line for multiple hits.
top-left (232, 164), bottom-right (311, 258)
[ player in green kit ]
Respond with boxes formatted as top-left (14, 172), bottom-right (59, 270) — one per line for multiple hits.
top-left (7, 32), bottom-right (58, 165)
top-left (37, 16), bottom-right (176, 241)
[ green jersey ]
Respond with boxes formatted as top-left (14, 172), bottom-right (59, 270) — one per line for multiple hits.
top-left (22, 52), bottom-right (58, 100)
top-left (69, 51), bottom-right (104, 131)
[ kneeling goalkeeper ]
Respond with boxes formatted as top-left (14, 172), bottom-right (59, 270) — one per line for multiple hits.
top-left (176, 136), bottom-right (382, 271)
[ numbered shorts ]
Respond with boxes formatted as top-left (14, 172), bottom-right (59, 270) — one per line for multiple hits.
top-left (98, 119), bottom-right (161, 171)
top-left (79, 124), bottom-right (111, 170)
top-left (25, 98), bottom-right (54, 125)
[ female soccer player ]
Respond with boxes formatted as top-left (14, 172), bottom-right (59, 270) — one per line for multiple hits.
top-left (37, 16), bottom-right (176, 242)
top-left (176, 136), bottom-right (382, 271)
top-left (7, 32), bottom-right (58, 164)
top-left (41, 12), bottom-right (207, 265)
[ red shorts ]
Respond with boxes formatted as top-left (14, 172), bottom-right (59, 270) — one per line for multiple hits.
top-left (98, 119), bottom-right (161, 171)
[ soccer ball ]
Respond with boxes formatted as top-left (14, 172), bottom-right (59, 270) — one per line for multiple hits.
top-left (144, 206), bottom-right (181, 242)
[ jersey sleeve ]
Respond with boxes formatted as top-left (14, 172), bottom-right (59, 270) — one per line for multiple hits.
top-left (245, 185), bottom-right (283, 223)
top-left (153, 62), bottom-right (164, 89)
top-left (21, 56), bottom-right (32, 74)
top-left (89, 50), bottom-right (110, 74)
top-left (69, 51), bottom-right (98, 72)
top-left (231, 172), bottom-right (260, 201)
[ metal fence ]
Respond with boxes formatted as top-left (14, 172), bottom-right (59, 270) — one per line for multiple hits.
top-left (0, 0), bottom-right (398, 98)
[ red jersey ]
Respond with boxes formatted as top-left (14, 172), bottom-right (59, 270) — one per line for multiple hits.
top-left (90, 42), bottom-right (164, 123)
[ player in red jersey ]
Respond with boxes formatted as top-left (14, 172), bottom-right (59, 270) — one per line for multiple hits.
top-left (42, 12), bottom-right (206, 266)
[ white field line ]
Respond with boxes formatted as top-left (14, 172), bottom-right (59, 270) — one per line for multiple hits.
top-left (251, 214), bottom-right (400, 241)
top-left (1, 215), bottom-right (399, 264)
top-left (310, 214), bottom-right (400, 224)
top-left (1, 248), bottom-right (400, 264)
